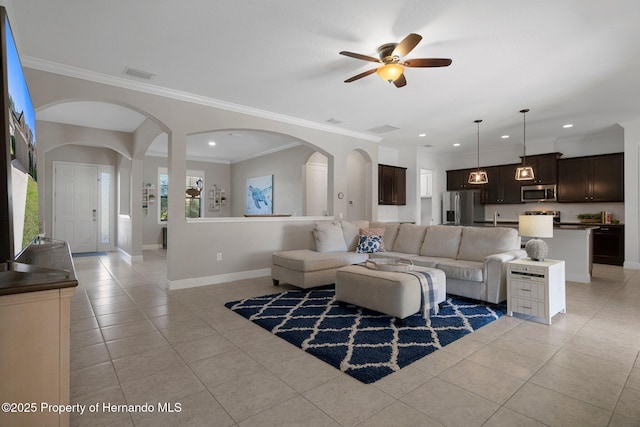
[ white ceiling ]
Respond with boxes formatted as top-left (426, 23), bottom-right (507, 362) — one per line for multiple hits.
top-left (9, 0), bottom-right (640, 159)
top-left (146, 130), bottom-right (302, 164)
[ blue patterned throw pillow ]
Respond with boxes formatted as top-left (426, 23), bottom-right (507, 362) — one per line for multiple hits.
top-left (356, 234), bottom-right (382, 253)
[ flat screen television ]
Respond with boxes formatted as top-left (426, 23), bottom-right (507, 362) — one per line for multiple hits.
top-left (0, 6), bottom-right (38, 262)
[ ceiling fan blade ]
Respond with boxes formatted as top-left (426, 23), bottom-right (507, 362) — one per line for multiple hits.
top-left (344, 68), bottom-right (378, 83)
top-left (339, 51), bottom-right (381, 63)
top-left (393, 33), bottom-right (422, 57)
top-left (393, 74), bottom-right (407, 88)
top-left (403, 58), bottom-right (452, 67)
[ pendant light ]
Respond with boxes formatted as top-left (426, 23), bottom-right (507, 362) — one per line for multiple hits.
top-left (468, 119), bottom-right (488, 184)
top-left (515, 108), bottom-right (535, 180)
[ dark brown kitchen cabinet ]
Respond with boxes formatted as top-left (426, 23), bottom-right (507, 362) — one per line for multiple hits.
top-left (520, 153), bottom-right (562, 184)
top-left (593, 225), bottom-right (624, 266)
top-left (557, 153), bottom-right (624, 202)
top-left (481, 164), bottom-right (522, 204)
top-left (446, 168), bottom-right (475, 190)
top-left (378, 164), bottom-right (406, 205)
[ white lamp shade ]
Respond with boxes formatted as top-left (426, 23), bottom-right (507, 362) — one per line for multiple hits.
top-left (519, 215), bottom-right (553, 238)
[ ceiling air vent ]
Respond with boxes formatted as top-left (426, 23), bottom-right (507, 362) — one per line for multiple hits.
top-left (366, 124), bottom-right (400, 134)
top-left (124, 67), bottom-right (156, 80)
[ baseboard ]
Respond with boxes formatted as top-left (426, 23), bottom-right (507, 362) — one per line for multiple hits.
top-left (623, 261), bottom-right (640, 269)
top-left (565, 272), bottom-right (591, 283)
top-left (117, 247), bottom-right (144, 263)
top-left (143, 244), bottom-right (162, 250)
top-left (168, 268), bottom-right (271, 290)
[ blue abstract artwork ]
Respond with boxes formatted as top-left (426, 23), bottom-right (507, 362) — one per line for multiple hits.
top-left (246, 175), bottom-right (273, 215)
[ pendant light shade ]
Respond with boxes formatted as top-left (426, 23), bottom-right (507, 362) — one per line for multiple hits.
top-left (515, 108), bottom-right (535, 181)
top-left (468, 119), bottom-right (488, 184)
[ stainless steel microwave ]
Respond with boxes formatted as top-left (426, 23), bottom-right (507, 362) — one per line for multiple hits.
top-left (521, 184), bottom-right (557, 202)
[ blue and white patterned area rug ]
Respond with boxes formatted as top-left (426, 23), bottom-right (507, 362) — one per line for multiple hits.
top-left (225, 289), bottom-right (505, 384)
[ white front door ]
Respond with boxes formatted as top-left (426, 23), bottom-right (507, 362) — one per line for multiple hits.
top-left (54, 163), bottom-right (98, 253)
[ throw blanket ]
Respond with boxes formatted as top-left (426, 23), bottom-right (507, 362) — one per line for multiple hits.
top-left (406, 270), bottom-right (439, 318)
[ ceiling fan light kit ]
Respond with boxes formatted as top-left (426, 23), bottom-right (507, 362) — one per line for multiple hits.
top-left (377, 63), bottom-right (405, 83)
top-left (515, 108), bottom-right (535, 181)
top-left (340, 33), bottom-right (452, 88)
top-left (468, 119), bottom-right (488, 184)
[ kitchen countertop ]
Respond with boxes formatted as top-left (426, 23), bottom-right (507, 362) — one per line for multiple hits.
top-left (0, 238), bottom-right (78, 296)
top-left (471, 221), bottom-right (615, 230)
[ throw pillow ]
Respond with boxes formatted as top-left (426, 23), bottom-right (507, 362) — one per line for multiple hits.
top-left (356, 234), bottom-right (382, 253)
top-left (359, 227), bottom-right (386, 251)
top-left (313, 221), bottom-right (348, 253)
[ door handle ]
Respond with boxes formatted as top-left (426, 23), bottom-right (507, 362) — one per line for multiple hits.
top-left (93, 209), bottom-right (97, 221)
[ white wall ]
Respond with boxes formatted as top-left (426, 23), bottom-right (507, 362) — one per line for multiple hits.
top-left (230, 144), bottom-right (316, 217)
top-left (346, 150), bottom-right (367, 220)
top-left (622, 120), bottom-right (640, 269)
top-left (417, 149), bottom-right (452, 225)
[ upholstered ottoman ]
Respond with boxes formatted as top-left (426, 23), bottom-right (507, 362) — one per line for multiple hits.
top-left (335, 264), bottom-right (446, 320)
top-left (272, 249), bottom-right (369, 289)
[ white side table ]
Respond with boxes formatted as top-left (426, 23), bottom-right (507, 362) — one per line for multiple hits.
top-left (506, 258), bottom-right (566, 324)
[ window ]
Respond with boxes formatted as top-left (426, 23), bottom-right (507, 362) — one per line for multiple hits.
top-left (185, 171), bottom-right (204, 218)
top-left (158, 168), bottom-right (204, 222)
top-left (100, 172), bottom-right (110, 244)
top-left (158, 168), bottom-right (168, 223)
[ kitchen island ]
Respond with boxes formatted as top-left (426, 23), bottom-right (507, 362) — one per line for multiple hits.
top-left (472, 221), bottom-right (595, 283)
top-left (542, 226), bottom-right (594, 283)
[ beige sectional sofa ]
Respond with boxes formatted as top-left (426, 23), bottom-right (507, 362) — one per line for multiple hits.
top-left (272, 220), bottom-right (526, 304)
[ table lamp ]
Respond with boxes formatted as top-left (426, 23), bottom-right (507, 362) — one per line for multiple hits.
top-left (519, 215), bottom-right (553, 261)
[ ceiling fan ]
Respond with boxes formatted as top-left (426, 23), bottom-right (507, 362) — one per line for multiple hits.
top-left (339, 33), bottom-right (452, 88)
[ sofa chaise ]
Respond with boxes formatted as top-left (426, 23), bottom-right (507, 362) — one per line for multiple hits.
top-left (272, 220), bottom-right (526, 304)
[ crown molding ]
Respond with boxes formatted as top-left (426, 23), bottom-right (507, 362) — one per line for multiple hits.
top-left (23, 56), bottom-right (382, 143)
top-left (619, 119), bottom-right (640, 129)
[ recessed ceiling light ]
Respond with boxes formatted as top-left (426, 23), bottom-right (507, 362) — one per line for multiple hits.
top-left (501, 135), bottom-right (510, 139)
top-left (563, 124), bottom-right (573, 128)
top-left (453, 143), bottom-right (461, 147)
top-left (208, 141), bottom-right (216, 146)
top-left (419, 133), bottom-right (426, 137)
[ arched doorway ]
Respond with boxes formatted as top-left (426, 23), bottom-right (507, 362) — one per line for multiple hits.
top-left (37, 100), bottom-right (167, 255)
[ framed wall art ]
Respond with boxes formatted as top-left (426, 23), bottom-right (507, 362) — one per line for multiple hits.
top-left (246, 175), bottom-right (273, 215)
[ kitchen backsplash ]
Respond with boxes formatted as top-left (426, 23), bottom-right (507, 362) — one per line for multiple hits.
top-left (483, 202), bottom-right (625, 224)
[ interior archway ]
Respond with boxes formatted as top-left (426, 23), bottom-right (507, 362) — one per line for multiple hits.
top-left (143, 128), bottom-right (334, 220)
top-left (36, 100), bottom-right (170, 258)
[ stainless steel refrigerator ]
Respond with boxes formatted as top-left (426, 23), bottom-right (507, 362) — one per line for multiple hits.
top-left (442, 190), bottom-right (484, 225)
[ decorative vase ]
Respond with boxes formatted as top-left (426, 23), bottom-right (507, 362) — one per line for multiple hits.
top-left (525, 238), bottom-right (548, 261)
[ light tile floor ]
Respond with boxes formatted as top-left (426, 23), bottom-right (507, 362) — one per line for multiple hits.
top-left (68, 250), bottom-right (640, 426)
